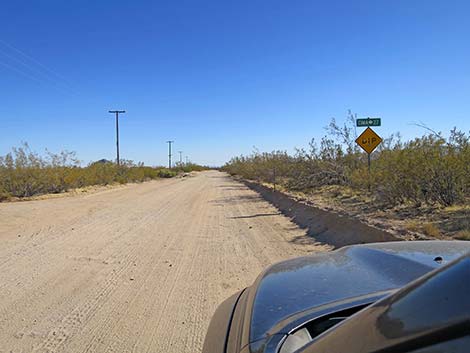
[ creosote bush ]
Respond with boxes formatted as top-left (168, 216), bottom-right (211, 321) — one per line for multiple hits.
top-left (223, 114), bottom-right (470, 208)
top-left (0, 144), bottom-right (180, 200)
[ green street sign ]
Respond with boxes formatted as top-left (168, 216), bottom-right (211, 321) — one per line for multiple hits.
top-left (356, 118), bottom-right (381, 127)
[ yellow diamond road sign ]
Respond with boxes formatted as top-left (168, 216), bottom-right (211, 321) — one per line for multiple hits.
top-left (356, 127), bottom-right (382, 154)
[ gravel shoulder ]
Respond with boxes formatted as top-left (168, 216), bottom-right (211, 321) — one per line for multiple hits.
top-left (0, 170), bottom-right (328, 353)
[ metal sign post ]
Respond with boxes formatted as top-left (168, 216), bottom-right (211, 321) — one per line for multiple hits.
top-left (355, 126), bottom-right (382, 192)
top-left (273, 166), bottom-right (276, 192)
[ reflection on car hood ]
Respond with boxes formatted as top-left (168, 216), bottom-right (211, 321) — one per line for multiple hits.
top-left (250, 241), bottom-right (470, 343)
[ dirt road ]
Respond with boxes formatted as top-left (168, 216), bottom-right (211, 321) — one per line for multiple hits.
top-left (0, 171), bottom-right (328, 353)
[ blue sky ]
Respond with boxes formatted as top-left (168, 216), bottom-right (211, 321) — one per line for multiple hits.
top-left (1, 1), bottom-right (469, 166)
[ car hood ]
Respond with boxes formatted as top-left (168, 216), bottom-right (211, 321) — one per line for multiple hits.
top-left (249, 241), bottom-right (470, 344)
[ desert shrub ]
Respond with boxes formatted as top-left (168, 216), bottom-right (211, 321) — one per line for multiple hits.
top-left (223, 116), bottom-right (470, 208)
top-left (173, 162), bottom-right (210, 173)
top-left (0, 144), bottom-right (177, 199)
top-left (157, 169), bottom-right (177, 178)
top-left (372, 131), bottom-right (468, 206)
top-left (225, 150), bottom-right (294, 186)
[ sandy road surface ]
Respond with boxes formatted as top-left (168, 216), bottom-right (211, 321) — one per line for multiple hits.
top-left (0, 171), bottom-right (329, 353)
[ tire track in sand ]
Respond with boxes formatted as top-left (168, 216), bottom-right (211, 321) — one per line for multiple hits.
top-left (0, 171), bottom-right (329, 353)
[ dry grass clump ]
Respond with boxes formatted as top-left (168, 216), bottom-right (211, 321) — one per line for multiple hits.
top-left (455, 229), bottom-right (470, 240)
top-left (405, 220), bottom-right (421, 233)
top-left (404, 221), bottom-right (441, 238)
top-left (421, 222), bottom-right (441, 238)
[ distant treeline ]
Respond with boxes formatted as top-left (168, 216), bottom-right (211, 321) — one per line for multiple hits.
top-left (223, 114), bottom-right (470, 207)
top-left (0, 144), bottom-right (207, 201)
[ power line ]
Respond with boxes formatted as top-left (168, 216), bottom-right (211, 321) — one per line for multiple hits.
top-left (178, 151), bottom-right (183, 165)
top-left (0, 60), bottom-right (45, 84)
top-left (166, 141), bottom-right (174, 169)
top-left (109, 110), bottom-right (126, 166)
top-left (0, 39), bottom-right (74, 85)
top-left (0, 39), bottom-right (79, 95)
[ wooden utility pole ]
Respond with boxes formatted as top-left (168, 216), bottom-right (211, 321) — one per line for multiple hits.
top-left (108, 110), bottom-right (126, 166)
top-left (166, 141), bottom-right (174, 168)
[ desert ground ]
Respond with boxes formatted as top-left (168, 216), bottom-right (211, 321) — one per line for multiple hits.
top-left (0, 171), bottom-right (329, 352)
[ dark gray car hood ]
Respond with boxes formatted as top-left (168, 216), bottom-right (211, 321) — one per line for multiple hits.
top-left (249, 241), bottom-right (470, 343)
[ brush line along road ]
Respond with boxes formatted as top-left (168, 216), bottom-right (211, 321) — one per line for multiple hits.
top-left (0, 171), bottom-right (328, 353)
